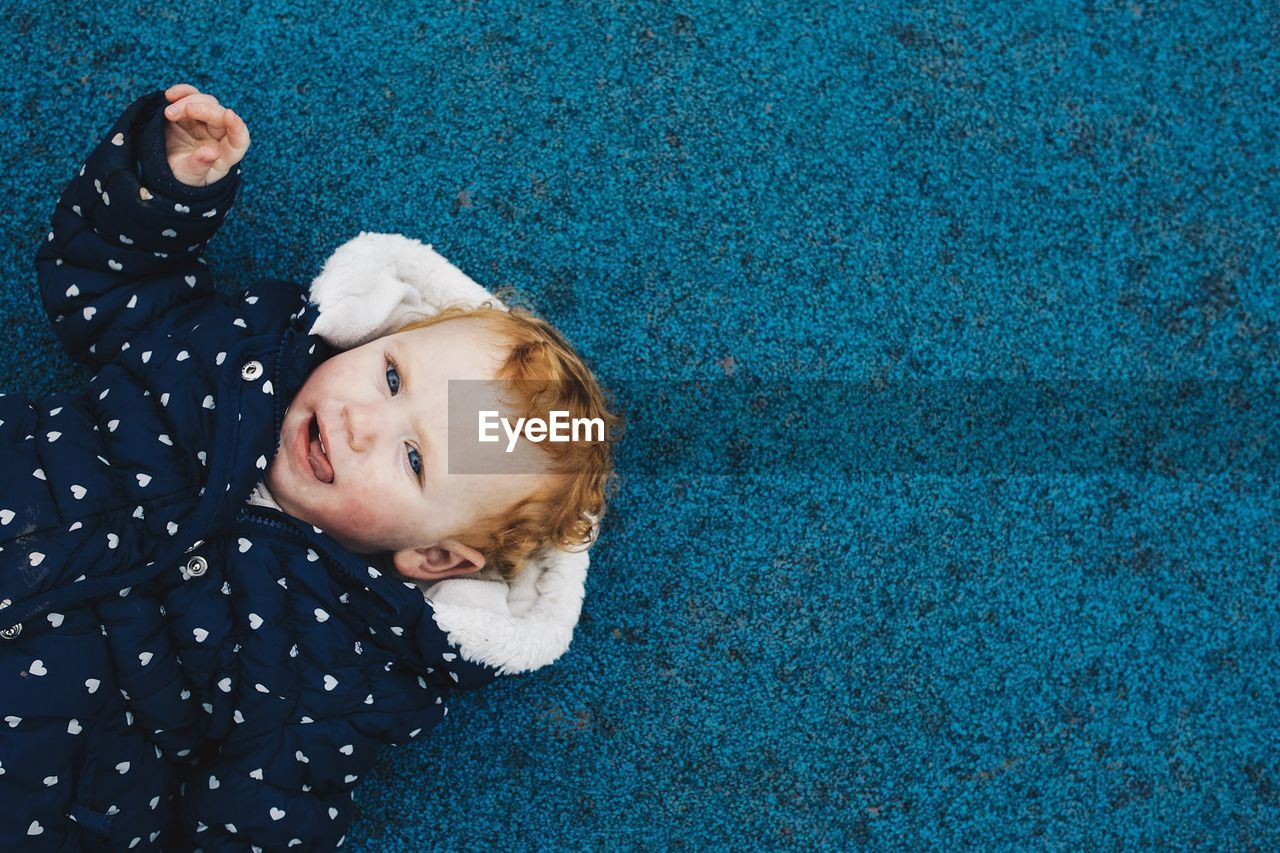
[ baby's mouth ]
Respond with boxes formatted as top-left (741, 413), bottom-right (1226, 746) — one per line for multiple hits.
top-left (308, 414), bottom-right (335, 484)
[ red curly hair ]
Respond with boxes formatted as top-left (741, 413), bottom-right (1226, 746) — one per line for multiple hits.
top-left (396, 296), bottom-right (624, 580)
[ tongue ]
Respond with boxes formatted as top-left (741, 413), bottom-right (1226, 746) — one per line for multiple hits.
top-left (308, 431), bottom-right (334, 483)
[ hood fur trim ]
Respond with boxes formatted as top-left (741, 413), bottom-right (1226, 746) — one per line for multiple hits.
top-left (309, 232), bottom-right (593, 675)
top-left (308, 231), bottom-right (505, 349)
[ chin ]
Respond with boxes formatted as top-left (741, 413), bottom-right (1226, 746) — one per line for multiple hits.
top-left (323, 527), bottom-right (379, 555)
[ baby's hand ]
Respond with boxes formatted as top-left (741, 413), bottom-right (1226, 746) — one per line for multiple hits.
top-left (161, 83), bottom-right (250, 187)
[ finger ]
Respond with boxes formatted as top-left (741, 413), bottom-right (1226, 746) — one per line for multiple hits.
top-left (165, 94), bottom-right (204, 121)
top-left (164, 83), bottom-right (200, 102)
top-left (224, 109), bottom-right (250, 151)
top-left (165, 93), bottom-right (222, 121)
top-left (185, 100), bottom-right (228, 132)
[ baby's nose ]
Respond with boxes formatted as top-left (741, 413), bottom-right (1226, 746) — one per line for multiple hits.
top-left (343, 402), bottom-right (380, 452)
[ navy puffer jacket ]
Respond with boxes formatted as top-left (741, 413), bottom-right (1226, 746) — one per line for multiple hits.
top-left (0, 90), bottom-right (593, 851)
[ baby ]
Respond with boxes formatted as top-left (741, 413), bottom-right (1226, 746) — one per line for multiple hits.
top-left (0, 83), bottom-right (619, 849)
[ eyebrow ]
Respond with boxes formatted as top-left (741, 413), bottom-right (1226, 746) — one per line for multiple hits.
top-left (390, 341), bottom-right (431, 484)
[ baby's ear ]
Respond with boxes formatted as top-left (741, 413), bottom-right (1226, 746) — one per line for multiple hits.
top-left (392, 541), bottom-right (486, 582)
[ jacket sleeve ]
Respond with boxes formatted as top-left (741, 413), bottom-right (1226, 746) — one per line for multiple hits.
top-left (34, 89), bottom-right (241, 372)
top-left (175, 697), bottom-right (449, 850)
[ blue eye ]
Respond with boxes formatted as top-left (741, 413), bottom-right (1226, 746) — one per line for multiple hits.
top-left (407, 446), bottom-right (422, 478)
top-left (386, 361), bottom-right (401, 395)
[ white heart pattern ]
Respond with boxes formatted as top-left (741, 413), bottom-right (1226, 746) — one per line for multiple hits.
top-left (47, 613), bottom-right (64, 627)
top-left (0, 509), bottom-right (13, 525)
top-left (323, 675), bottom-right (338, 691)
top-left (249, 613), bottom-right (263, 629)
top-left (29, 660), bottom-right (46, 676)
top-left (70, 484), bottom-right (85, 499)
top-left (250, 768), bottom-right (264, 780)
top-left (136, 473), bottom-right (152, 487)
top-left (314, 608), bottom-right (329, 623)
top-left (107, 260), bottom-right (122, 271)
top-left (238, 538), bottom-right (252, 553)
top-left (138, 651), bottom-right (153, 666)
top-left (85, 678), bottom-right (100, 693)
top-left (270, 807), bottom-right (285, 821)
top-left (218, 677), bottom-right (232, 692)
top-left (28, 552), bottom-right (45, 568)
top-left (193, 628), bottom-right (209, 643)
top-left (68, 719), bottom-right (82, 734)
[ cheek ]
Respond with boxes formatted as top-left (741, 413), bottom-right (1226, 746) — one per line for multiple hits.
top-left (331, 480), bottom-right (400, 535)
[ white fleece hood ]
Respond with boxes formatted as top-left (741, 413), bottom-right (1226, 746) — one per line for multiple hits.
top-left (307, 231), bottom-right (597, 676)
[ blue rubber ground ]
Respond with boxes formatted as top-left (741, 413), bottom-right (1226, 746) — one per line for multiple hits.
top-left (1, 1), bottom-right (1277, 848)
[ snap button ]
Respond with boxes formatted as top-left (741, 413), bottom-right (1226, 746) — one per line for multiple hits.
top-left (241, 360), bottom-right (264, 381)
top-left (186, 556), bottom-right (208, 577)
top-left (1, 623), bottom-right (21, 640)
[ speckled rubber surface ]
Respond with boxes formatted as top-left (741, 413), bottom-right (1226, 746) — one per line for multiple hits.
top-left (1, 2), bottom-right (1277, 847)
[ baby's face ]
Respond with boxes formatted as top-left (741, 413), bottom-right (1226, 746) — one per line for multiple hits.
top-left (266, 317), bottom-right (545, 561)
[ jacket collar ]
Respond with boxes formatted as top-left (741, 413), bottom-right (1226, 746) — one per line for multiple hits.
top-left (236, 502), bottom-right (496, 686)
